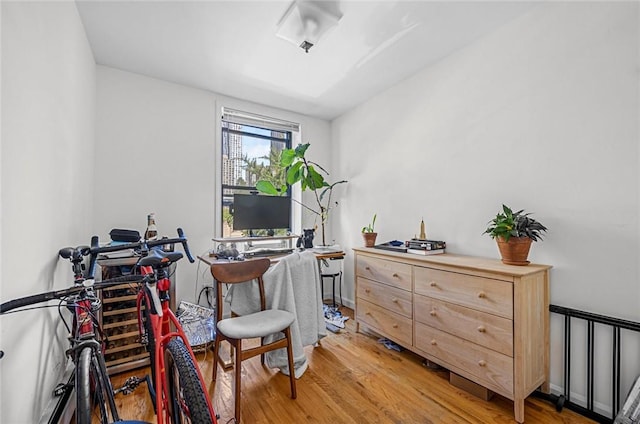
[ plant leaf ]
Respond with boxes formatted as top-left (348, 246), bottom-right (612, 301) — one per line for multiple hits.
top-left (280, 148), bottom-right (296, 167)
top-left (306, 166), bottom-right (325, 190)
top-left (255, 180), bottom-right (278, 195)
top-left (286, 161), bottom-right (303, 185)
top-left (294, 143), bottom-right (310, 158)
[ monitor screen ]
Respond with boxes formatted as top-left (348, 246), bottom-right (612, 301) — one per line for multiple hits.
top-left (232, 194), bottom-right (291, 231)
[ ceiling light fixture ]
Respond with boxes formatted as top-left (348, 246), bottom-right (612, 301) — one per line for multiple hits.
top-left (276, 1), bottom-right (342, 53)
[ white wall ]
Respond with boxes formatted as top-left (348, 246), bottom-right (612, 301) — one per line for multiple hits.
top-left (3, 0), bottom-right (638, 420)
top-left (332, 1), bottom-right (639, 412)
top-left (0, 2), bottom-right (96, 422)
top-left (94, 66), bottom-right (332, 301)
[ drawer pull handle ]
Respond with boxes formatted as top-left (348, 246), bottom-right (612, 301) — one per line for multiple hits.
top-left (430, 310), bottom-right (437, 316)
top-left (364, 288), bottom-right (370, 293)
top-left (365, 312), bottom-right (371, 315)
top-left (430, 281), bottom-right (437, 287)
top-left (392, 324), bottom-right (398, 329)
top-left (391, 297), bottom-right (399, 303)
top-left (478, 292), bottom-right (486, 299)
top-left (478, 360), bottom-right (487, 367)
top-left (365, 266), bottom-right (371, 271)
top-left (431, 339), bottom-right (437, 345)
top-left (477, 326), bottom-right (486, 333)
top-left (392, 273), bottom-right (399, 278)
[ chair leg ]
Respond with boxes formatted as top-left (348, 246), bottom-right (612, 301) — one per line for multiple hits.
top-left (212, 336), bottom-right (221, 382)
top-left (339, 271), bottom-right (343, 306)
top-left (234, 339), bottom-right (242, 423)
top-left (284, 327), bottom-right (297, 399)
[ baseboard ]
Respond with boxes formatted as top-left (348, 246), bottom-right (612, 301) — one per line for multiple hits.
top-left (547, 383), bottom-right (613, 417)
top-left (338, 297), bottom-right (355, 309)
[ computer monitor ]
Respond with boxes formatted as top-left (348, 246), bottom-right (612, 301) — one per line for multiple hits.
top-left (232, 193), bottom-right (291, 232)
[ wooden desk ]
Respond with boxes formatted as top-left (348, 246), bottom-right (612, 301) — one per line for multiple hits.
top-left (198, 249), bottom-right (345, 308)
top-left (312, 251), bottom-right (346, 260)
top-left (197, 248), bottom-right (345, 265)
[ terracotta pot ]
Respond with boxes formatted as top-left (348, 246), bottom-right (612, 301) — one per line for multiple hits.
top-left (496, 236), bottom-right (532, 265)
top-left (362, 232), bottom-right (378, 247)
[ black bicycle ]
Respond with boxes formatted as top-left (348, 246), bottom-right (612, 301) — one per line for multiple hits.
top-left (0, 243), bottom-right (145, 424)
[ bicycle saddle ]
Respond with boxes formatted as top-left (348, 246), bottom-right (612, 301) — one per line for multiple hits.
top-left (137, 248), bottom-right (183, 267)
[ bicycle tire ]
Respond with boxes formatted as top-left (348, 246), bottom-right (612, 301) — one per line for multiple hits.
top-left (165, 338), bottom-right (214, 423)
top-left (141, 293), bottom-right (157, 386)
top-left (76, 346), bottom-right (119, 424)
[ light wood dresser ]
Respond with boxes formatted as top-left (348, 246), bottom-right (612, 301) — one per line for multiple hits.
top-left (353, 247), bottom-right (551, 423)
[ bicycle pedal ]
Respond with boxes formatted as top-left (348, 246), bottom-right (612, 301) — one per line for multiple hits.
top-left (116, 376), bottom-right (143, 395)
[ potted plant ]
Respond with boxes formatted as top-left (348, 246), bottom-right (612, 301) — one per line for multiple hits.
top-left (362, 214), bottom-right (377, 247)
top-left (255, 143), bottom-right (347, 246)
top-left (484, 205), bottom-right (547, 265)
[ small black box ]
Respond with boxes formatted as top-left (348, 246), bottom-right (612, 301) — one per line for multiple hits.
top-left (109, 228), bottom-right (140, 243)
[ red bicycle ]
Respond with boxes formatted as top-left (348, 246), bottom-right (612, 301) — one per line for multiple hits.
top-left (95, 229), bottom-right (217, 424)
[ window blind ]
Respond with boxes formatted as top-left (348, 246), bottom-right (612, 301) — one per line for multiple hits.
top-left (221, 107), bottom-right (300, 133)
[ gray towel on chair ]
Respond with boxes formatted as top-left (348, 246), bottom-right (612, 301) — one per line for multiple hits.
top-left (225, 251), bottom-right (326, 378)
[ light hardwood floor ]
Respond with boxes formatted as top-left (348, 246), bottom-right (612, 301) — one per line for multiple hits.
top-left (110, 307), bottom-right (594, 424)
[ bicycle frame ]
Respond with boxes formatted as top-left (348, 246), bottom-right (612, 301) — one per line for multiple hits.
top-left (137, 263), bottom-right (217, 424)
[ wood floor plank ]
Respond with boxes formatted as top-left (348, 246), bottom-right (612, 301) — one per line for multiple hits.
top-left (109, 307), bottom-right (594, 424)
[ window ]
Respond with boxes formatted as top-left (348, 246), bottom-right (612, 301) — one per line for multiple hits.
top-left (220, 109), bottom-right (298, 237)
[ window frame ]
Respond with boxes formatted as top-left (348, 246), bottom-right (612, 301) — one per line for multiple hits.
top-left (217, 108), bottom-right (301, 238)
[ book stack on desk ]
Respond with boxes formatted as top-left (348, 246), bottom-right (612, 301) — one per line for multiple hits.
top-left (405, 239), bottom-right (446, 256)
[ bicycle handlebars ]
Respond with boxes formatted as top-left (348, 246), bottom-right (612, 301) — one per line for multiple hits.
top-left (88, 228), bottom-right (192, 258)
top-left (1, 228), bottom-right (193, 314)
top-left (0, 275), bottom-right (144, 314)
top-left (86, 228), bottom-right (194, 278)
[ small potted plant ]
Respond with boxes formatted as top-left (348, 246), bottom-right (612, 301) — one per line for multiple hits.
top-left (362, 214), bottom-right (377, 247)
top-left (484, 205), bottom-right (547, 265)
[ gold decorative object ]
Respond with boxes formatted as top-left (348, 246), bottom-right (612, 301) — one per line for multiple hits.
top-left (419, 218), bottom-right (427, 240)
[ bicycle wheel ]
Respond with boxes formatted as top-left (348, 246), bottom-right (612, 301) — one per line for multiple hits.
top-left (164, 338), bottom-right (214, 423)
top-left (76, 346), bottom-right (119, 424)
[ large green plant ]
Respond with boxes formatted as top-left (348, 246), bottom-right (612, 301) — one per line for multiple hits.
top-left (484, 205), bottom-right (547, 242)
top-left (256, 143), bottom-right (347, 246)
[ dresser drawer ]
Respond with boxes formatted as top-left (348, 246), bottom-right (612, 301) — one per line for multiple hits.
top-left (414, 267), bottom-right (513, 319)
top-left (356, 256), bottom-right (412, 291)
top-left (358, 277), bottom-right (413, 318)
top-left (414, 295), bottom-right (513, 356)
top-left (356, 299), bottom-right (412, 346)
top-left (415, 323), bottom-right (513, 397)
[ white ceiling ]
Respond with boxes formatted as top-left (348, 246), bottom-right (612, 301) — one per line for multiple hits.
top-left (76, 1), bottom-right (534, 121)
